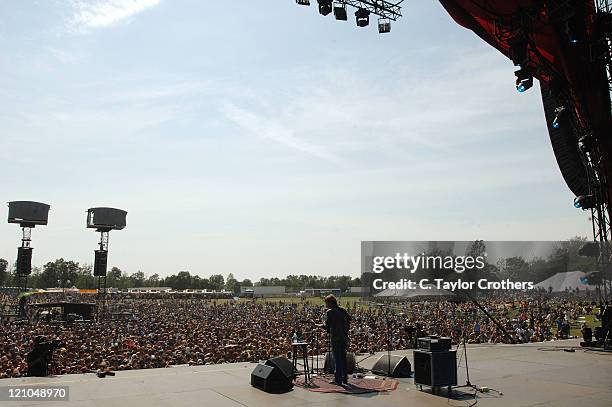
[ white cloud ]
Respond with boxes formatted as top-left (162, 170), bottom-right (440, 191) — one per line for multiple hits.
top-left (69, 0), bottom-right (160, 31)
top-left (222, 102), bottom-right (343, 163)
top-left (47, 47), bottom-right (78, 64)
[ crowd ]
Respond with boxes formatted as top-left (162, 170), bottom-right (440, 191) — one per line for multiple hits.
top-left (0, 292), bottom-right (599, 379)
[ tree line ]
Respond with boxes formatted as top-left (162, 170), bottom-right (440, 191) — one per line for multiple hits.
top-left (0, 237), bottom-right (598, 293)
top-left (0, 258), bottom-right (360, 293)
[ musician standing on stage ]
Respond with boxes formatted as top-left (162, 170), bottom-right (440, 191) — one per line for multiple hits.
top-left (322, 294), bottom-right (352, 385)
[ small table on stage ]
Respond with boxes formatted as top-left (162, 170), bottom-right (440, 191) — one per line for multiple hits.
top-left (291, 342), bottom-right (311, 383)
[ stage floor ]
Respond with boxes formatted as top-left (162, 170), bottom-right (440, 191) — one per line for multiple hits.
top-left (2, 339), bottom-right (611, 407)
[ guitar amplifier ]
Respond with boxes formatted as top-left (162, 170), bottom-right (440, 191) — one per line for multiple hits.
top-left (413, 349), bottom-right (457, 388)
top-left (417, 336), bottom-right (452, 352)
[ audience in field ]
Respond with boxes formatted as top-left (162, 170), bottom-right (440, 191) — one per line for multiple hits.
top-left (0, 291), bottom-right (598, 378)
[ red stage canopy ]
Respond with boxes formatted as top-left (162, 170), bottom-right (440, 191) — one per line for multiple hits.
top-left (439, 1), bottom-right (612, 205)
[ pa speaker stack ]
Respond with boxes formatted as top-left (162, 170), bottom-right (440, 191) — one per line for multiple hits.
top-left (250, 357), bottom-right (294, 393)
top-left (413, 336), bottom-right (457, 390)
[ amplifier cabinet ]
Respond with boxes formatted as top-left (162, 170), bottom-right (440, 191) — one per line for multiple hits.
top-left (413, 349), bottom-right (457, 389)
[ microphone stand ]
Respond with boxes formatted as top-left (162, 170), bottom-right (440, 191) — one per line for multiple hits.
top-left (453, 314), bottom-right (474, 390)
top-left (376, 303), bottom-right (393, 377)
top-left (310, 327), bottom-right (314, 375)
top-left (310, 325), bottom-right (320, 375)
top-left (450, 299), bottom-right (504, 400)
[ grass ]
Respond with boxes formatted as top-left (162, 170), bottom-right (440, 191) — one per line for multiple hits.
top-left (571, 313), bottom-right (600, 338)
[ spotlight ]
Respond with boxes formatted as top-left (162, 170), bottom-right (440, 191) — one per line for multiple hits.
top-left (578, 135), bottom-right (594, 152)
top-left (378, 18), bottom-right (391, 33)
top-left (318, 0), bottom-right (332, 16)
top-left (516, 77), bottom-right (532, 92)
top-left (565, 15), bottom-right (586, 44)
top-left (574, 194), bottom-right (596, 210)
top-left (566, 21), bottom-right (579, 43)
top-left (296, 0), bottom-right (310, 5)
top-left (334, 3), bottom-right (347, 20)
top-left (508, 35), bottom-right (529, 66)
top-left (514, 68), bottom-right (533, 93)
top-left (355, 8), bottom-right (370, 27)
top-left (551, 106), bottom-right (565, 129)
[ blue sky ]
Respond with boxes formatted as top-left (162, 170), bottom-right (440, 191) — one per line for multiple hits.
top-left (0, 0), bottom-right (592, 280)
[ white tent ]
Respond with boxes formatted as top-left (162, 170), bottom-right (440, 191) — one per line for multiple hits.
top-left (375, 284), bottom-right (454, 298)
top-left (534, 271), bottom-right (597, 292)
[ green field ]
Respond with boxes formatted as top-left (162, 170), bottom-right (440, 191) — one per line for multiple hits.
top-left (571, 314), bottom-right (599, 338)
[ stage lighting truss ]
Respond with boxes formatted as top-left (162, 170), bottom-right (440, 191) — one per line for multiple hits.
top-left (593, 2), bottom-right (612, 93)
top-left (297, 0), bottom-right (403, 32)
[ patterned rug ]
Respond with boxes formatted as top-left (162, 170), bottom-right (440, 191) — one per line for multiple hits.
top-left (294, 374), bottom-right (399, 394)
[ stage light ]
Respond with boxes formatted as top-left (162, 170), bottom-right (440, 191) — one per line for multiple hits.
top-left (578, 135), bottom-right (594, 152)
top-left (516, 78), bottom-right (533, 92)
top-left (318, 0), bottom-right (332, 16)
top-left (565, 16), bottom-right (585, 44)
top-left (333, 3), bottom-right (347, 21)
top-left (296, 0), bottom-right (310, 5)
top-left (516, 79), bottom-right (532, 92)
top-left (514, 68), bottom-right (533, 93)
top-left (566, 23), bottom-right (579, 43)
top-left (574, 194), bottom-right (596, 210)
top-left (355, 8), bottom-right (370, 27)
top-left (551, 106), bottom-right (565, 129)
top-left (378, 18), bottom-right (391, 33)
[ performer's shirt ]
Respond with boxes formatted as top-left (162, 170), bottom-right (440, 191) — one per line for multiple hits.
top-left (325, 306), bottom-right (352, 343)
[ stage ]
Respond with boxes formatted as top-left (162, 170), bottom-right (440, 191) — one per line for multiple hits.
top-left (2, 339), bottom-right (611, 406)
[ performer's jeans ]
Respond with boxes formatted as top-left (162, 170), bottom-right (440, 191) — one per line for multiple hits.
top-left (331, 340), bottom-right (348, 383)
